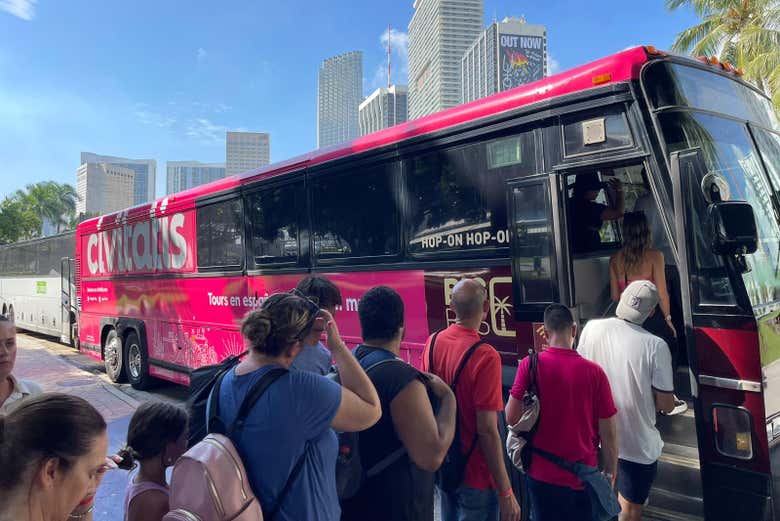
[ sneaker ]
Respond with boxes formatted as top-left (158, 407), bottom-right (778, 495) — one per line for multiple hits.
top-left (665, 397), bottom-right (688, 416)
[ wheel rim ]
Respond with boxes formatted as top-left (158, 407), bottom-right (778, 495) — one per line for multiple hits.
top-left (128, 343), bottom-right (142, 379)
top-left (105, 337), bottom-right (120, 374)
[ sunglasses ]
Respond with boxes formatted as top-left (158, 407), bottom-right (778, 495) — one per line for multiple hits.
top-left (289, 288), bottom-right (321, 340)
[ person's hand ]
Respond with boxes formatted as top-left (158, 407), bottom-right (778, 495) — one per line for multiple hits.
top-left (666, 317), bottom-right (677, 338)
top-left (603, 469), bottom-right (617, 488)
top-left (606, 178), bottom-right (623, 192)
top-left (498, 491), bottom-right (521, 521)
top-left (423, 372), bottom-right (453, 399)
top-left (317, 310), bottom-right (347, 351)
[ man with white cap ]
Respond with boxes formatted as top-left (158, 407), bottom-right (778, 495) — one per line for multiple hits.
top-left (578, 280), bottom-right (675, 521)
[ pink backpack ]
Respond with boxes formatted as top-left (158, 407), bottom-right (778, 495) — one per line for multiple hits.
top-left (164, 367), bottom-right (306, 521)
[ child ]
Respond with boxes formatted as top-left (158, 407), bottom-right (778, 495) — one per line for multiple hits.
top-left (118, 401), bottom-right (188, 521)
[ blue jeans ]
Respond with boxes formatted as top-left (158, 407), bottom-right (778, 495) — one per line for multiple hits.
top-left (527, 476), bottom-right (592, 521)
top-left (439, 486), bottom-right (499, 521)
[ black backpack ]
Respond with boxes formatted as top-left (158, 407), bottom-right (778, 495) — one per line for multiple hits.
top-left (428, 331), bottom-right (486, 494)
top-left (186, 350), bottom-right (248, 447)
top-left (329, 349), bottom-right (408, 500)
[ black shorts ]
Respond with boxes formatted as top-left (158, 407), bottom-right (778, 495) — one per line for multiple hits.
top-left (617, 458), bottom-right (658, 504)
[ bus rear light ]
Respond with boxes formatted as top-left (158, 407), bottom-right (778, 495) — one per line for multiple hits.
top-left (644, 46), bottom-right (664, 56)
top-left (592, 73), bottom-right (612, 85)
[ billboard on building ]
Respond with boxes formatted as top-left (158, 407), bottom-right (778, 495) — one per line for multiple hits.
top-left (499, 33), bottom-right (544, 90)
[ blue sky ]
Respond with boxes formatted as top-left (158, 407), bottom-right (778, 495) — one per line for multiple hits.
top-left (0, 0), bottom-right (699, 200)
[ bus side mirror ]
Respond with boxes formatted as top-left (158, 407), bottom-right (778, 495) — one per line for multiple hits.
top-left (708, 202), bottom-right (758, 255)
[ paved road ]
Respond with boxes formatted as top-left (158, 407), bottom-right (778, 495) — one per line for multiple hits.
top-left (14, 333), bottom-right (187, 521)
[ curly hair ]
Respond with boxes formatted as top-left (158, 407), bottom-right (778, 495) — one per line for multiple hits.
top-left (621, 211), bottom-right (652, 273)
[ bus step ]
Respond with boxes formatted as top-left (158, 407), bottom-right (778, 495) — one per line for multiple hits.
top-left (644, 501), bottom-right (704, 521)
top-left (656, 406), bottom-right (698, 448)
top-left (648, 443), bottom-right (703, 519)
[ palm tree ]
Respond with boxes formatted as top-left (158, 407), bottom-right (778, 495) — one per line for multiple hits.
top-left (667, 0), bottom-right (780, 109)
top-left (14, 181), bottom-right (81, 235)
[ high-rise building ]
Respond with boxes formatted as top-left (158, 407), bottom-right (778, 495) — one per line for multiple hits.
top-left (166, 161), bottom-right (227, 194)
top-left (80, 152), bottom-right (156, 205)
top-left (359, 85), bottom-right (409, 136)
top-left (226, 131), bottom-right (270, 177)
top-left (75, 163), bottom-right (135, 216)
top-left (317, 51), bottom-right (363, 148)
top-left (408, 0), bottom-right (483, 119)
top-left (462, 17), bottom-right (547, 103)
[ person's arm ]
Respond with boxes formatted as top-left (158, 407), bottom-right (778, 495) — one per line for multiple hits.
top-left (325, 312), bottom-right (382, 432)
top-left (601, 179), bottom-right (625, 220)
top-left (476, 410), bottom-right (521, 521)
top-left (654, 390), bottom-right (675, 414)
top-left (609, 255), bottom-right (620, 303)
top-left (598, 415), bottom-right (618, 486)
top-left (390, 376), bottom-right (456, 472)
top-left (505, 395), bottom-right (524, 426)
top-left (653, 251), bottom-right (676, 338)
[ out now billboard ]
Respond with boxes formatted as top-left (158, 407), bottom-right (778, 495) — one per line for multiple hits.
top-left (499, 33), bottom-right (545, 90)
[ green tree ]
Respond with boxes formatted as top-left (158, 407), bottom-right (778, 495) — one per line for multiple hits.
top-left (0, 198), bottom-right (41, 244)
top-left (667, 0), bottom-right (780, 110)
top-left (17, 181), bottom-right (80, 234)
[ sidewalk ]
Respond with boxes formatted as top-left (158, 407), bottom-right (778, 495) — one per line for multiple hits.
top-left (14, 335), bottom-right (150, 521)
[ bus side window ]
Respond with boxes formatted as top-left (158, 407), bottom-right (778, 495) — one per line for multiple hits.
top-left (246, 183), bottom-right (302, 267)
top-left (311, 162), bottom-right (401, 261)
top-left (196, 198), bottom-right (244, 270)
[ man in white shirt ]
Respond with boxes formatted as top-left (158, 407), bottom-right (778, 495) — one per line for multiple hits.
top-left (578, 280), bottom-right (675, 521)
top-left (0, 315), bottom-right (43, 413)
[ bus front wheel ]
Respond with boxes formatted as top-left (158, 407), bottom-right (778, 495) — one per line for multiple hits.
top-left (104, 329), bottom-right (127, 383)
top-left (125, 330), bottom-right (154, 390)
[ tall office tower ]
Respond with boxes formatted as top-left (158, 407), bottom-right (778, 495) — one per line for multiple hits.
top-left (80, 152), bottom-right (156, 205)
top-left (408, 0), bottom-right (483, 119)
top-left (226, 131), bottom-right (270, 177)
top-left (359, 85), bottom-right (408, 135)
top-left (462, 17), bottom-right (547, 103)
top-left (166, 161), bottom-right (227, 194)
top-left (75, 163), bottom-right (135, 216)
top-left (317, 51), bottom-right (363, 148)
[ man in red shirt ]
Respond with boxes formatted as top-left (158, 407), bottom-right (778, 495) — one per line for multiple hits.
top-left (421, 279), bottom-right (521, 521)
top-left (506, 304), bottom-right (618, 521)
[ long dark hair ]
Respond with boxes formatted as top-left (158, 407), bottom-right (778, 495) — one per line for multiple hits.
top-left (241, 294), bottom-right (318, 357)
top-left (621, 211), bottom-right (652, 273)
top-left (0, 393), bottom-right (106, 490)
top-left (117, 401), bottom-right (188, 470)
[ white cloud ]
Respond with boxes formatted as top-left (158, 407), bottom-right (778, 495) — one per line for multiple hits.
top-left (196, 47), bottom-right (208, 62)
top-left (133, 106), bottom-right (176, 129)
top-left (186, 118), bottom-right (229, 144)
top-left (547, 54), bottom-right (561, 75)
top-left (0, 0), bottom-right (36, 20)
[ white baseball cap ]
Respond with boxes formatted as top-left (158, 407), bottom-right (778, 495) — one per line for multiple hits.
top-left (616, 280), bottom-right (659, 324)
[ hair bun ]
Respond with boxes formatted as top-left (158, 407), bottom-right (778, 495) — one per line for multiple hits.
top-left (116, 446), bottom-right (138, 470)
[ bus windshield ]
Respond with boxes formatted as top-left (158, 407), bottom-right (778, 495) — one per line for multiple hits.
top-left (647, 62), bottom-right (780, 319)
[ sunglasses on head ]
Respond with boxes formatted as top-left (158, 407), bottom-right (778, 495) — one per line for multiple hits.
top-left (289, 288), bottom-right (321, 339)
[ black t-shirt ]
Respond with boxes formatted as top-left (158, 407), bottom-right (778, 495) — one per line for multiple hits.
top-left (571, 198), bottom-right (606, 252)
top-left (340, 345), bottom-right (435, 521)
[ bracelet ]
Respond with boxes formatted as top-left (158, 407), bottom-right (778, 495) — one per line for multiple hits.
top-left (69, 505), bottom-right (94, 519)
top-left (498, 487), bottom-right (513, 498)
top-left (665, 315), bottom-right (672, 321)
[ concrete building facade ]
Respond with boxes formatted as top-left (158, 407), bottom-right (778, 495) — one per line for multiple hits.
top-left (462, 17), bottom-right (547, 103)
top-left (80, 152), bottom-right (156, 205)
top-left (359, 85), bottom-right (408, 136)
top-left (75, 163), bottom-right (135, 216)
top-left (166, 161), bottom-right (226, 194)
top-left (408, 0), bottom-right (483, 119)
top-left (317, 51), bottom-right (363, 148)
top-left (226, 132), bottom-right (270, 177)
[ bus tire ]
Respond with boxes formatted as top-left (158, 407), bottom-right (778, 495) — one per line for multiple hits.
top-left (125, 330), bottom-right (154, 390)
top-left (103, 329), bottom-right (127, 383)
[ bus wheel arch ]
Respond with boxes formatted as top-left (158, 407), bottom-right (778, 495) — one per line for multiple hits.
top-left (102, 326), bottom-right (126, 383)
top-left (122, 324), bottom-right (154, 390)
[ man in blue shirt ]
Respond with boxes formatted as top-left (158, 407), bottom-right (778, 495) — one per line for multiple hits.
top-left (291, 276), bottom-right (342, 375)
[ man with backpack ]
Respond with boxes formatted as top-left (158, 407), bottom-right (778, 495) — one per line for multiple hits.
top-left (340, 286), bottom-right (456, 521)
top-left (421, 279), bottom-right (521, 521)
top-left (505, 304), bottom-right (618, 521)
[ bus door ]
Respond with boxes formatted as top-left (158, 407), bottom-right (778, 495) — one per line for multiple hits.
top-left (507, 174), bottom-right (572, 329)
top-left (60, 257), bottom-right (75, 347)
top-left (671, 148), bottom-right (775, 520)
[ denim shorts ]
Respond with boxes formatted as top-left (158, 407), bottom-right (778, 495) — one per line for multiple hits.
top-left (617, 458), bottom-right (658, 505)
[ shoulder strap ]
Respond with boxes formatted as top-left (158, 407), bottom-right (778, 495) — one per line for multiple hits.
top-left (427, 330), bottom-right (442, 373)
top-left (451, 340), bottom-right (487, 391)
top-left (229, 367), bottom-right (288, 435)
top-left (528, 446), bottom-right (579, 475)
top-left (527, 350), bottom-right (540, 398)
top-left (265, 441), bottom-right (310, 521)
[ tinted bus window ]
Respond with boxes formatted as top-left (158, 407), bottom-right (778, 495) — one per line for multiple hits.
top-left (562, 105), bottom-right (633, 157)
top-left (247, 183), bottom-right (302, 266)
top-left (312, 163), bottom-right (400, 260)
top-left (197, 198), bottom-right (244, 269)
top-left (407, 133), bottom-right (534, 256)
